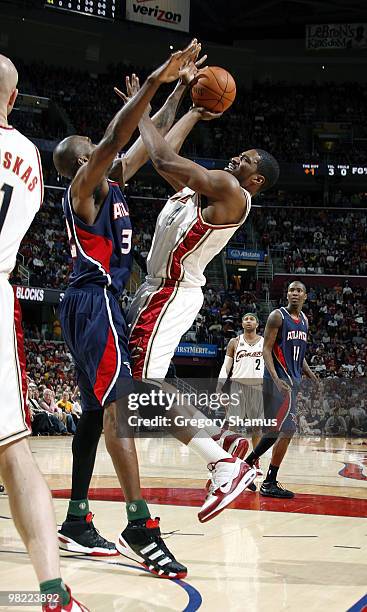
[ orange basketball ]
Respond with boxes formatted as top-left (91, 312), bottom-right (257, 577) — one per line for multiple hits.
top-left (190, 66), bottom-right (236, 112)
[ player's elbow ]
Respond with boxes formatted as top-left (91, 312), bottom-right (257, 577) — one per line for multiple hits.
top-left (153, 156), bottom-right (171, 172)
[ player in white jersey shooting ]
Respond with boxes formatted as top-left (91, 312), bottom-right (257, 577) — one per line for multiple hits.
top-left (0, 55), bottom-right (88, 611)
top-left (127, 100), bottom-right (280, 522)
top-left (217, 313), bottom-right (265, 478)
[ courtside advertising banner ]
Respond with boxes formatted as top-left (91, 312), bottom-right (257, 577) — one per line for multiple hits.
top-left (125, 0), bottom-right (190, 32)
top-left (306, 23), bottom-right (367, 50)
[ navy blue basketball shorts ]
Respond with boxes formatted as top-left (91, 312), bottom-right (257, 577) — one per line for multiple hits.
top-left (263, 377), bottom-right (299, 434)
top-left (60, 286), bottom-right (133, 411)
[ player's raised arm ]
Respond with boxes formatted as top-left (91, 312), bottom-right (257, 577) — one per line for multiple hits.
top-left (263, 310), bottom-right (291, 395)
top-left (110, 52), bottom-right (207, 185)
top-left (72, 40), bottom-right (199, 201)
top-left (138, 113), bottom-right (243, 204)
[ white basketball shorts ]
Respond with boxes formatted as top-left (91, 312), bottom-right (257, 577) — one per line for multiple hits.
top-left (0, 276), bottom-right (31, 447)
top-left (128, 281), bottom-right (204, 380)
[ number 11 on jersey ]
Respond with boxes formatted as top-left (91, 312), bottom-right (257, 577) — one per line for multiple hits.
top-left (293, 346), bottom-right (300, 362)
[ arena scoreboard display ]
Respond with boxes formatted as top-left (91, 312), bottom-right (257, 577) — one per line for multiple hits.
top-left (327, 163), bottom-right (367, 177)
top-left (298, 162), bottom-right (367, 179)
top-left (44, 0), bottom-right (118, 20)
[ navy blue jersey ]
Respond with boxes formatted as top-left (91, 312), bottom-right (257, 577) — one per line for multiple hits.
top-left (264, 307), bottom-right (308, 384)
top-left (63, 181), bottom-right (132, 296)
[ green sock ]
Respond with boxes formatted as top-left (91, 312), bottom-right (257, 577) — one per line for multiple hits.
top-left (68, 499), bottom-right (89, 516)
top-left (40, 578), bottom-right (70, 607)
top-left (68, 499), bottom-right (89, 517)
top-left (126, 499), bottom-right (150, 522)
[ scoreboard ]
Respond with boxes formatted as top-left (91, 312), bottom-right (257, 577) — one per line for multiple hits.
top-left (299, 162), bottom-right (367, 180)
top-left (44, 0), bottom-right (118, 20)
top-left (327, 164), bottom-right (367, 177)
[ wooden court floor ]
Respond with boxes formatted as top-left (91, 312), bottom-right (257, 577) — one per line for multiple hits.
top-left (0, 435), bottom-right (366, 611)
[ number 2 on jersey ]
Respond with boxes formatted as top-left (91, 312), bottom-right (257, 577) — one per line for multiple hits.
top-left (0, 183), bottom-right (13, 234)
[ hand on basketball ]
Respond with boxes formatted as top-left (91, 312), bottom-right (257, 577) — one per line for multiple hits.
top-left (190, 106), bottom-right (223, 121)
top-left (179, 50), bottom-right (207, 87)
top-left (151, 39), bottom-right (200, 84)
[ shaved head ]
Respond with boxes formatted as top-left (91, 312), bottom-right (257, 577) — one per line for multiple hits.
top-left (53, 135), bottom-right (95, 179)
top-left (0, 55), bottom-right (18, 120)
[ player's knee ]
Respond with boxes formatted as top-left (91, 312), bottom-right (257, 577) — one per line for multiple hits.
top-left (0, 437), bottom-right (32, 472)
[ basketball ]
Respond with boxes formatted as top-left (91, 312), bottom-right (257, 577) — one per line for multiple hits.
top-left (190, 66), bottom-right (236, 112)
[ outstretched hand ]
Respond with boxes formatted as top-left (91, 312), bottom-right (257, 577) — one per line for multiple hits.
top-left (114, 73), bottom-right (151, 116)
top-left (190, 106), bottom-right (223, 121)
top-left (179, 50), bottom-right (207, 87)
top-left (151, 38), bottom-right (201, 84)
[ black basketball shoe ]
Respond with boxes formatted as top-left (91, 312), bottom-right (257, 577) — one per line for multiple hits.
top-left (58, 512), bottom-right (118, 556)
top-left (116, 517), bottom-right (187, 579)
top-left (260, 481), bottom-right (294, 498)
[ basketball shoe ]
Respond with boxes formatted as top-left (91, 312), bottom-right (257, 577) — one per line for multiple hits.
top-left (58, 512), bottom-right (118, 556)
top-left (212, 432), bottom-right (249, 460)
top-left (42, 586), bottom-right (89, 611)
top-left (260, 481), bottom-right (294, 498)
top-left (199, 457), bottom-right (256, 523)
top-left (116, 517), bottom-right (187, 579)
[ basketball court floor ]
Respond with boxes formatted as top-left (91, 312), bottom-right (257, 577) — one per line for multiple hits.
top-left (0, 435), bottom-right (366, 611)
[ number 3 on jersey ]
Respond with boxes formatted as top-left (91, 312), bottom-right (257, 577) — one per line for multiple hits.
top-left (121, 228), bottom-right (132, 254)
top-left (0, 183), bottom-right (13, 233)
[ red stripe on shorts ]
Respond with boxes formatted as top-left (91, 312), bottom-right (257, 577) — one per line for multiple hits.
top-left (93, 327), bottom-right (118, 405)
top-left (275, 391), bottom-right (291, 431)
top-left (13, 292), bottom-right (31, 431)
top-left (129, 284), bottom-right (176, 379)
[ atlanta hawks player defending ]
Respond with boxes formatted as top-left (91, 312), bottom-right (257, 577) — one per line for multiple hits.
top-left (245, 281), bottom-right (318, 498)
top-left (129, 114), bottom-right (279, 522)
top-left (0, 55), bottom-right (88, 611)
top-left (217, 313), bottom-right (264, 475)
top-left (53, 41), bottom-right (199, 579)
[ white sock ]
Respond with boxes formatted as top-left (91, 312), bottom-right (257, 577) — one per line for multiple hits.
top-left (192, 409), bottom-right (223, 438)
top-left (203, 422), bottom-right (222, 437)
top-left (188, 430), bottom-right (231, 464)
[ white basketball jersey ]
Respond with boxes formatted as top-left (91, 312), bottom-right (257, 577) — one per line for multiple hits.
top-left (0, 126), bottom-right (43, 275)
top-left (232, 335), bottom-right (264, 382)
top-left (146, 186), bottom-right (251, 287)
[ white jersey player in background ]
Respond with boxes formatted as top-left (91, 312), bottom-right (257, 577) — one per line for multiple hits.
top-left (0, 55), bottom-right (87, 611)
top-left (217, 313), bottom-right (265, 477)
top-left (127, 85), bottom-right (280, 522)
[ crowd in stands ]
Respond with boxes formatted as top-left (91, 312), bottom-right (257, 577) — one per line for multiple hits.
top-left (251, 207), bottom-right (367, 276)
top-left (13, 56), bottom-right (367, 163)
top-left (16, 189), bottom-right (70, 288)
top-left (24, 327), bottom-right (80, 436)
top-left (297, 378), bottom-right (367, 437)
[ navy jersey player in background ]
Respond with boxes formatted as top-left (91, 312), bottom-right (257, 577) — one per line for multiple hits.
top-left (245, 281), bottom-right (319, 498)
top-left (52, 40), bottom-right (200, 579)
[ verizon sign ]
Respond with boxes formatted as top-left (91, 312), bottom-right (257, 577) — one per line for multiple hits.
top-left (125, 0), bottom-right (190, 32)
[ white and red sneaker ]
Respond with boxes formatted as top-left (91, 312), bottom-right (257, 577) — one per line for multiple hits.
top-left (198, 457), bottom-right (256, 523)
top-left (254, 459), bottom-right (263, 477)
top-left (212, 432), bottom-right (249, 460)
top-left (42, 586), bottom-right (89, 611)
